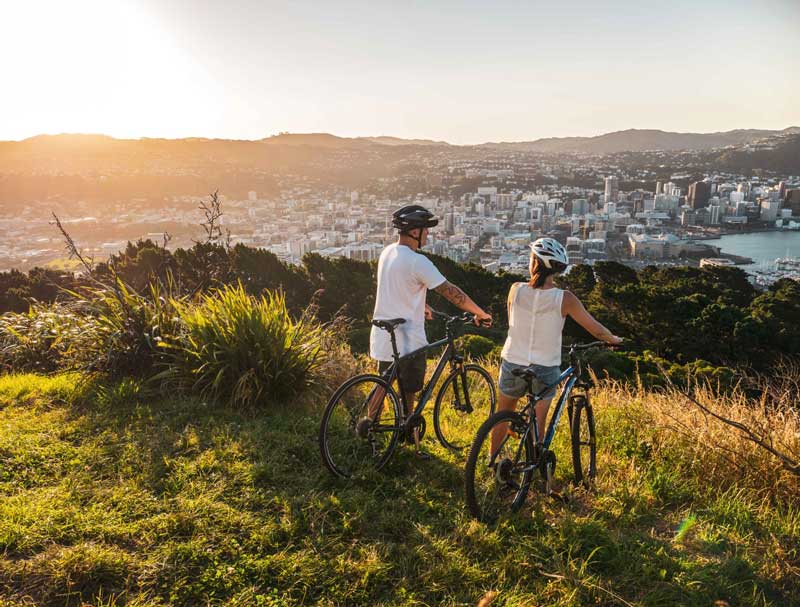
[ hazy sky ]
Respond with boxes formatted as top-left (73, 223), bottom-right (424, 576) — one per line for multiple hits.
top-left (3, 0), bottom-right (799, 143)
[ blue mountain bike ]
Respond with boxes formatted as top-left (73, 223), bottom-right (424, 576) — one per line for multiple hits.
top-left (464, 341), bottom-right (612, 523)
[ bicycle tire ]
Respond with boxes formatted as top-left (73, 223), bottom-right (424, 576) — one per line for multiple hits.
top-left (464, 410), bottom-right (535, 524)
top-left (570, 395), bottom-right (596, 488)
top-left (433, 363), bottom-right (496, 452)
top-left (319, 374), bottom-right (402, 478)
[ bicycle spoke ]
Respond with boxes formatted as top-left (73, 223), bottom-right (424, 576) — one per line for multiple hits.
top-left (465, 412), bottom-right (534, 524)
top-left (320, 376), bottom-right (400, 478)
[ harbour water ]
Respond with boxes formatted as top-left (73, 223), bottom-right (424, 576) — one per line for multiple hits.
top-left (717, 231), bottom-right (800, 273)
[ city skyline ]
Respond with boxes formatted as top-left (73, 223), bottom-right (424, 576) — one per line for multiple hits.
top-left (3, 0), bottom-right (800, 144)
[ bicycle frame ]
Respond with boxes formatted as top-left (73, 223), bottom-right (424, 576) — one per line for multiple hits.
top-left (380, 334), bottom-right (470, 424)
top-left (522, 365), bottom-right (579, 448)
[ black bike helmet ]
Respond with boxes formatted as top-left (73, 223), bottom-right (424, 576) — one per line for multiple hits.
top-left (392, 205), bottom-right (439, 232)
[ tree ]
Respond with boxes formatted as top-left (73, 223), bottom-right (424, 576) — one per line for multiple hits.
top-left (592, 261), bottom-right (638, 288)
top-left (556, 264), bottom-right (596, 300)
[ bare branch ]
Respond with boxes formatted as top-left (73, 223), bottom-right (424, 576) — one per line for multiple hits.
top-left (50, 212), bottom-right (95, 276)
top-left (198, 190), bottom-right (223, 244)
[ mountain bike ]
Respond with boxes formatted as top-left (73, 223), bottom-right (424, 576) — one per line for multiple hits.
top-left (464, 341), bottom-right (612, 523)
top-left (319, 310), bottom-right (496, 478)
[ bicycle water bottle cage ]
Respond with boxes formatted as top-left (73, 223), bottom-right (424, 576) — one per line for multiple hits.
top-left (372, 318), bottom-right (406, 332)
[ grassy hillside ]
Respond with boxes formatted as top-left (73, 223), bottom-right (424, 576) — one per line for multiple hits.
top-left (0, 371), bottom-right (797, 606)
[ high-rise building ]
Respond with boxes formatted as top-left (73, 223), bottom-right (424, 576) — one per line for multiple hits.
top-left (571, 198), bottom-right (589, 215)
top-left (655, 181), bottom-right (664, 195)
top-left (681, 209), bottom-right (696, 226)
top-left (604, 176), bottom-right (619, 203)
top-left (497, 193), bottom-right (513, 209)
top-left (785, 190), bottom-right (800, 216)
top-left (687, 181), bottom-right (711, 210)
top-left (707, 205), bottom-right (721, 225)
top-left (444, 211), bottom-right (455, 234)
top-left (760, 199), bottom-right (780, 223)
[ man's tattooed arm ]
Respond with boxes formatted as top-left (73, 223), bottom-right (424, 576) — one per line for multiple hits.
top-left (434, 280), bottom-right (469, 307)
top-left (432, 281), bottom-right (492, 325)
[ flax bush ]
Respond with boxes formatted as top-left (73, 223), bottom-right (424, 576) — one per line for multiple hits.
top-left (163, 283), bottom-right (331, 408)
top-left (0, 303), bottom-right (101, 373)
top-left (71, 279), bottom-right (184, 379)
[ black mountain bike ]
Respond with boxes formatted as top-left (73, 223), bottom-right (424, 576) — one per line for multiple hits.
top-left (464, 341), bottom-right (612, 523)
top-left (319, 310), bottom-right (496, 478)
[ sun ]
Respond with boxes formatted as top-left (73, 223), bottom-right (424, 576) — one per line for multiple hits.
top-left (2, 0), bottom-right (219, 140)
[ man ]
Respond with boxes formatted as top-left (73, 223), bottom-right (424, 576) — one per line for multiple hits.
top-left (368, 204), bottom-right (492, 458)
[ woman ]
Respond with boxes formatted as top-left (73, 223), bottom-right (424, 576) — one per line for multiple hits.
top-left (492, 238), bottom-right (622, 453)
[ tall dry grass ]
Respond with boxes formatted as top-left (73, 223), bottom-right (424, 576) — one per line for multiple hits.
top-left (593, 378), bottom-right (800, 504)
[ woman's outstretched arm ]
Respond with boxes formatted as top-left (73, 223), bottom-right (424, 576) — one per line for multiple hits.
top-left (562, 290), bottom-right (622, 344)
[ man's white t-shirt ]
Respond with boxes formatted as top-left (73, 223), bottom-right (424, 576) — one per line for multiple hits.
top-left (369, 243), bottom-right (447, 361)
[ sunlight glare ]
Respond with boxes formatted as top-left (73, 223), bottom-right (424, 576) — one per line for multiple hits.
top-left (2, 0), bottom-right (219, 139)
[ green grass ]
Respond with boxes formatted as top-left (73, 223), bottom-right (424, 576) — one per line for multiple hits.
top-left (0, 373), bottom-right (797, 606)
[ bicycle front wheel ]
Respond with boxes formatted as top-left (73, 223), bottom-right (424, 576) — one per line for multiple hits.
top-left (319, 374), bottom-right (402, 478)
top-left (433, 364), bottom-right (496, 452)
top-left (570, 395), bottom-right (596, 488)
top-left (464, 410), bottom-right (534, 524)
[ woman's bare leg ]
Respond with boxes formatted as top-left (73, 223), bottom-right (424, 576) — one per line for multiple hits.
top-left (534, 398), bottom-right (553, 445)
top-left (490, 391), bottom-right (518, 457)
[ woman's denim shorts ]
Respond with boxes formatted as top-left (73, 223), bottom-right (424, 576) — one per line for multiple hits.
top-left (498, 359), bottom-right (561, 399)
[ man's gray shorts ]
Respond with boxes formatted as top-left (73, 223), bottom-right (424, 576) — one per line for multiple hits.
top-left (498, 359), bottom-right (561, 399)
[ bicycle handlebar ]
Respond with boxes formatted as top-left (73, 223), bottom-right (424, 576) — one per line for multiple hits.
top-left (565, 339), bottom-right (625, 352)
top-left (428, 309), bottom-right (491, 327)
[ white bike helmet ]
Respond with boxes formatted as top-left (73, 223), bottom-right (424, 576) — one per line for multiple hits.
top-left (530, 237), bottom-right (568, 271)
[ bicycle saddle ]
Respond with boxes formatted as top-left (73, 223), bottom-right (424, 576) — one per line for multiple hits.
top-left (371, 318), bottom-right (406, 331)
top-left (511, 366), bottom-right (540, 379)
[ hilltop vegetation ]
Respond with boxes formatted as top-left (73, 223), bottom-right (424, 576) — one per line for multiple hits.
top-left (0, 228), bottom-right (798, 604)
top-left (0, 369), bottom-right (797, 606)
top-left (2, 239), bottom-right (798, 383)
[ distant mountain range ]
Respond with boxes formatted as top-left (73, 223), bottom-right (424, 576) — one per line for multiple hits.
top-left (2, 129), bottom-right (800, 179)
top-left (256, 127), bottom-right (800, 153)
top-left (247, 127), bottom-right (800, 153)
top-left (258, 133), bottom-right (449, 148)
top-left (7, 126), bottom-right (799, 155)
top-left (481, 127), bottom-right (800, 154)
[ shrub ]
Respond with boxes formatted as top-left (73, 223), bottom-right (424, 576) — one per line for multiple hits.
top-left (461, 334), bottom-right (497, 360)
top-left (73, 279), bottom-right (184, 379)
top-left (163, 283), bottom-right (330, 408)
top-left (0, 303), bottom-right (101, 374)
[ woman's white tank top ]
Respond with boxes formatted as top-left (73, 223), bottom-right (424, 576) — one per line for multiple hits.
top-left (500, 284), bottom-right (565, 367)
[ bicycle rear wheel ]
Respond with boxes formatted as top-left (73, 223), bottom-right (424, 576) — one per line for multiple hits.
top-left (319, 374), bottom-right (402, 478)
top-left (570, 395), bottom-right (596, 488)
top-left (433, 364), bottom-right (496, 452)
top-left (464, 410), bottom-right (535, 524)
